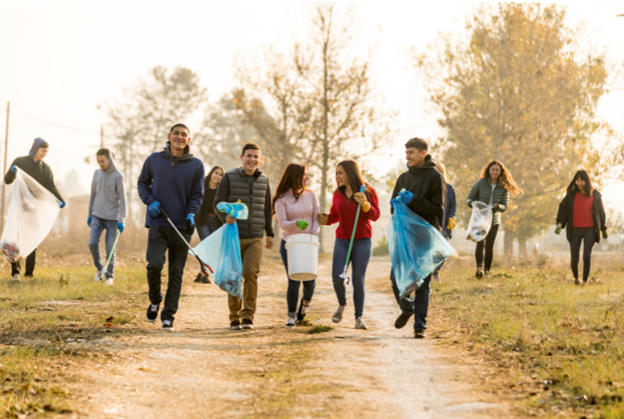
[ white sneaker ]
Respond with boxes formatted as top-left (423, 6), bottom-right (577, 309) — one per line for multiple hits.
top-left (95, 270), bottom-right (104, 282)
top-left (11, 274), bottom-right (20, 282)
top-left (104, 277), bottom-right (113, 285)
top-left (284, 318), bottom-right (296, 329)
top-left (332, 304), bottom-right (347, 324)
top-left (355, 317), bottom-right (368, 330)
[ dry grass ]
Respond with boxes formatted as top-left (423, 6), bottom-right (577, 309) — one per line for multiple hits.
top-left (429, 255), bottom-right (624, 418)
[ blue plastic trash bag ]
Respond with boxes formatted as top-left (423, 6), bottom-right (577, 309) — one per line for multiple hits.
top-left (217, 201), bottom-right (248, 220)
top-left (388, 200), bottom-right (455, 299)
top-left (192, 223), bottom-right (243, 299)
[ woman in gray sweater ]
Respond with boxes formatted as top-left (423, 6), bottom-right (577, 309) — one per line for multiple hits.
top-left (466, 160), bottom-right (521, 278)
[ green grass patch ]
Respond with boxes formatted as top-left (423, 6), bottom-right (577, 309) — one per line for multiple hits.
top-left (308, 325), bottom-right (333, 334)
top-left (432, 264), bottom-right (624, 418)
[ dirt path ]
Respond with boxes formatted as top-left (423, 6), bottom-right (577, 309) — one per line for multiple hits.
top-left (63, 259), bottom-right (516, 418)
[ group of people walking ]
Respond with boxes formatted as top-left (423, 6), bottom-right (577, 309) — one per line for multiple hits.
top-left (4, 129), bottom-right (609, 337)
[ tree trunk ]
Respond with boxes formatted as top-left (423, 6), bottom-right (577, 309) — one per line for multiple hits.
top-left (503, 226), bottom-right (514, 257)
top-left (318, 23), bottom-right (331, 254)
top-left (518, 237), bottom-right (527, 257)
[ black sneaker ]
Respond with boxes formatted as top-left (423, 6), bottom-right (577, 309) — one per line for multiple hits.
top-left (241, 319), bottom-right (254, 330)
top-left (194, 273), bottom-right (203, 283)
top-left (414, 330), bottom-right (426, 339)
top-left (297, 299), bottom-right (309, 321)
top-left (161, 320), bottom-right (174, 331)
top-left (394, 312), bottom-right (413, 329)
top-left (229, 320), bottom-right (242, 330)
top-left (200, 275), bottom-right (212, 284)
top-left (146, 304), bottom-right (159, 322)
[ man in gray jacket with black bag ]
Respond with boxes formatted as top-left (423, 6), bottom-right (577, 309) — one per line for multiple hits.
top-left (214, 143), bottom-right (274, 331)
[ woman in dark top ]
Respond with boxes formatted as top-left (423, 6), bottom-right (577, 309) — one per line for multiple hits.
top-left (555, 170), bottom-right (607, 286)
top-left (194, 165), bottom-right (224, 283)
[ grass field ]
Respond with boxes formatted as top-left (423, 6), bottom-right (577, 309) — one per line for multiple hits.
top-left (0, 255), bottom-right (148, 417)
top-left (431, 256), bottom-right (624, 418)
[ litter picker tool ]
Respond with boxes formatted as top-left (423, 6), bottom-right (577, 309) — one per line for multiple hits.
top-left (339, 184), bottom-right (367, 284)
top-left (103, 229), bottom-right (121, 272)
top-left (160, 207), bottom-right (214, 276)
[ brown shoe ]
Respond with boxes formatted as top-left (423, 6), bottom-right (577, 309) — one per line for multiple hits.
top-left (194, 273), bottom-right (203, 283)
top-left (574, 278), bottom-right (581, 286)
top-left (476, 268), bottom-right (484, 279)
top-left (414, 330), bottom-right (426, 339)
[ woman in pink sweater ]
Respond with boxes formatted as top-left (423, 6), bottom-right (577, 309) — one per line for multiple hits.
top-left (273, 164), bottom-right (320, 329)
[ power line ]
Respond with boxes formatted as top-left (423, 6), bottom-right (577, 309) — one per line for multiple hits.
top-left (0, 108), bottom-right (109, 137)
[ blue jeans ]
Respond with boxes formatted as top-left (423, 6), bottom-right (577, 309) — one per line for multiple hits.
top-left (390, 269), bottom-right (431, 331)
top-left (89, 216), bottom-right (118, 278)
top-left (332, 238), bottom-right (371, 319)
top-left (280, 239), bottom-right (316, 318)
top-left (197, 216), bottom-right (223, 241)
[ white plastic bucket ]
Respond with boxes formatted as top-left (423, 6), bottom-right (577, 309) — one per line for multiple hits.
top-left (285, 234), bottom-right (320, 281)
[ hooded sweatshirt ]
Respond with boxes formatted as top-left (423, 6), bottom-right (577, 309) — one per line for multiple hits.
top-left (4, 138), bottom-right (64, 202)
top-left (391, 154), bottom-right (445, 230)
top-left (137, 143), bottom-right (204, 230)
top-left (88, 151), bottom-right (127, 223)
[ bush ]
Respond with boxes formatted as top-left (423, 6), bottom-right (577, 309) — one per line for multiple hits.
top-left (372, 235), bottom-right (389, 256)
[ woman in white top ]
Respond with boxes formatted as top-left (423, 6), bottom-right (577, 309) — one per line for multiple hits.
top-left (273, 164), bottom-right (320, 329)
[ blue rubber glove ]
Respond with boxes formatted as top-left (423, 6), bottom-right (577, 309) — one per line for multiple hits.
top-left (186, 214), bottom-right (196, 230)
top-left (117, 222), bottom-right (124, 233)
top-left (148, 202), bottom-right (162, 217)
top-left (11, 165), bottom-right (17, 174)
top-left (398, 190), bottom-right (414, 205)
top-left (87, 217), bottom-right (92, 227)
top-left (60, 201), bottom-right (66, 209)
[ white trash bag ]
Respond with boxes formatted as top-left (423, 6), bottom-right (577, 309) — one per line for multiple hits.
top-left (1, 168), bottom-right (61, 262)
top-left (466, 201), bottom-right (493, 243)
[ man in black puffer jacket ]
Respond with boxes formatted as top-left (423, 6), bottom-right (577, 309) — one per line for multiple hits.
top-left (389, 137), bottom-right (445, 339)
top-left (214, 143), bottom-right (274, 331)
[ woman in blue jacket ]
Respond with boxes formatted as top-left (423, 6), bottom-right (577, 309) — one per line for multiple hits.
top-left (433, 162), bottom-right (455, 282)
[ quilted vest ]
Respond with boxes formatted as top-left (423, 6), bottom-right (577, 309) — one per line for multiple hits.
top-left (225, 168), bottom-right (270, 239)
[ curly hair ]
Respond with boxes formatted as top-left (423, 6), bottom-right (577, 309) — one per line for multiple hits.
top-left (480, 160), bottom-right (522, 196)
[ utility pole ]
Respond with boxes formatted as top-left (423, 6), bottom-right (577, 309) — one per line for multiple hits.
top-left (1, 102), bottom-right (10, 234)
top-left (100, 125), bottom-right (104, 149)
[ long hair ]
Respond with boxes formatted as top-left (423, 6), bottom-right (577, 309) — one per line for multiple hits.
top-left (272, 163), bottom-right (307, 215)
top-left (335, 160), bottom-right (371, 198)
top-left (480, 160), bottom-right (522, 197)
top-left (437, 161), bottom-right (449, 184)
top-left (206, 165), bottom-right (224, 187)
top-left (567, 170), bottom-right (594, 197)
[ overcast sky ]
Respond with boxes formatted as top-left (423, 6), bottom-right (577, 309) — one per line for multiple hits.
top-left (1, 1), bottom-right (623, 204)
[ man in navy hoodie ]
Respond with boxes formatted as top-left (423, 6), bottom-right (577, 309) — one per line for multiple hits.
top-left (137, 124), bottom-right (204, 331)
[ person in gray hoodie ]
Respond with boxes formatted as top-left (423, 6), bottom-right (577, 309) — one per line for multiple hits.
top-left (87, 148), bottom-right (126, 285)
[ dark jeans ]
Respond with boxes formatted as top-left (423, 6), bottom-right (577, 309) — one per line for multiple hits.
top-left (390, 269), bottom-right (432, 331)
top-left (146, 226), bottom-right (192, 322)
top-left (280, 239), bottom-right (316, 318)
top-left (11, 250), bottom-right (36, 277)
top-left (475, 223), bottom-right (500, 271)
top-left (197, 216), bottom-right (223, 241)
top-left (88, 216), bottom-right (118, 278)
top-left (332, 238), bottom-right (371, 319)
top-left (570, 227), bottom-right (595, 282)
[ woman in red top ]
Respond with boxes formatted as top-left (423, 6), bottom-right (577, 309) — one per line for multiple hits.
top-left (318, 160), bottom-right (380, 329)
top-left (555, 170), bottom-right (607, 285)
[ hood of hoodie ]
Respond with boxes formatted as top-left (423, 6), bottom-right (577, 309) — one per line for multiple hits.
top-left (28, 138), bottom-right (48, 161)
top-left (407, 154), bottom-right (438, 175)
top-left (104, 150), bottom-right (118, 173)
top-left (162, 142), bottom-right (193, 166)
